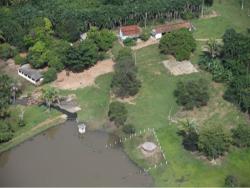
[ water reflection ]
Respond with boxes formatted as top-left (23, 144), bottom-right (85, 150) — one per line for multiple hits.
top-left (0, 152), bottom-right (10, 168)
top-left (0, 121), bottom-right (153, 187)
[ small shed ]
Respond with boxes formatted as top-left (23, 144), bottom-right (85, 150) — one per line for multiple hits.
top-left (18, 64), bottom-right (43, 85)
top-left (152, 21), bottom-right (193, 39)
top-left (119, 25), bottom-right (141, 40)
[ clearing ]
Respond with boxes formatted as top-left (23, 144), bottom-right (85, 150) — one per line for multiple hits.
top-left (53, 59), bottom-right (114, 90)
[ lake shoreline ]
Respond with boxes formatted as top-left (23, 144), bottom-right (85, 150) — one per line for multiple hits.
top-left (0, 115), bottom-right (67, 154)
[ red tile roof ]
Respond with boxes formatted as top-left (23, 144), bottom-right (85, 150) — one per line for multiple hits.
top-left (120, 25), bottom-right (141, 36)
top-left (153, 21), bottom-right (192, 34)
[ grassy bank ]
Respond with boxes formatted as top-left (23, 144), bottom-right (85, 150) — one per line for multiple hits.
top-left (59, 74), bottom-right (112, 130)
top-left (123, 44), bottom-right (250, 186)
top-left (0, 106), bottom-right (64, 154)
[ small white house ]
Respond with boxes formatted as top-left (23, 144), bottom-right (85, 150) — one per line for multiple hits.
top-left (18, 64), bottom-right (43, 85)
top-left (119, 25), bottom-right (141, 41)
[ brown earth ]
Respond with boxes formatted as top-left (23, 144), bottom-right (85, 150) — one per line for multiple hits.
top-left (52, 59), bottom-right (115, 90)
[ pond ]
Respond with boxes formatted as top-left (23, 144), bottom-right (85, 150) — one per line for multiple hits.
top-left (0, 121), bottom-right (153, 187)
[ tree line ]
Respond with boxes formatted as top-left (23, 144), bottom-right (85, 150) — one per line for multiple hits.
top-left (0, 0), bottom-right (213, 49)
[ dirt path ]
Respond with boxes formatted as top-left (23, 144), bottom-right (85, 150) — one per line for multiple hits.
top-left (132, 38), bottom-right (159, 50)
top-left (52, 59), bottom-right (115, 90)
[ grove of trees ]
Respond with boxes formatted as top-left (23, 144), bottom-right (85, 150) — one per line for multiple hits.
top-left (111, 47), bottom-right (141, 98)
top-left (0, 0), bottom-right (206, 49)
top-left (198, 29), bottom-right (250, 115)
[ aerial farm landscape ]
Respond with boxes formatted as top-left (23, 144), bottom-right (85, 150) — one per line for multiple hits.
top-left (0, 0), bottom-right (250, 187)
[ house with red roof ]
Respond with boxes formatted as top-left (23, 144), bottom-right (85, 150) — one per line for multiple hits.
top-left (152, 21), bottom-right (193, 39)
top-left (119, 25), bottom-right (141, 40)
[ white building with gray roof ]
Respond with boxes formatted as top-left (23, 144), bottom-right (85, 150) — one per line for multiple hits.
top-left (18, 64), bottom-right (43, 85)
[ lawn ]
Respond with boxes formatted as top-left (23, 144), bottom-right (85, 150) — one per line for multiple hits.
top-left (122, 45), bottom-right (250, 187)
top-left (192, 0), bottom-right (250, 38)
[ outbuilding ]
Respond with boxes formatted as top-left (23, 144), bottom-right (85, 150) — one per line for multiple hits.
top-left (119, 25), bottom-right (141, 40)
top-left (18, 64), bottom-right (43, 85)
top-left (152, 21), bottom-right (193, 40)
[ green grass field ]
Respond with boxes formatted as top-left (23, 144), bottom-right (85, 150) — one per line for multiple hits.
top-left (123, 45), bottom-right (250, 187)
top-left (192, 0), bottom-right (250, 38)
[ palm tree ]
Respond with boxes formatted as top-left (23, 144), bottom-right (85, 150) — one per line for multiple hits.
top-left (207, 38), bottom-right (220, 58)
top-left (42, 87), bottom-right (59, 110)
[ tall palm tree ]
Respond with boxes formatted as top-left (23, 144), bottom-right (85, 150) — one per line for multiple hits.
top-left (42, 87), bottom-right (59, 110)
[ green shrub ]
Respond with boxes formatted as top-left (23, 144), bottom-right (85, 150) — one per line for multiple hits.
top-left (123, 124), bottom-right (136, 134)
top-left (108, 101), bottom-right (128, 126)
top-left (43, 68), bottom-right (57, 84)
top-left (0, 123), bottom-right (14, 143)
top-left (198, 126), bottom-right (232, 159)
top-left (174, 78), bottom-right (209, 110)
top-left (225, 175), bottom-right (239, 187)
top-left (232, 124), bottom-right (250, 148)
top-left (18, 119), bottom-right (26, 127)
top-left (14, 54), bottom-right (26, 65)
top-left (123, 38), bottom-right (136, 47)
top-left (140, 30), bottom-right (150, 41)
top-left (0, 43), bottom-right (17, 60)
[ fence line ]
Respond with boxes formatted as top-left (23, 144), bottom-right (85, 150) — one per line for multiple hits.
top-left (105, 127), bottom-right (168, 173)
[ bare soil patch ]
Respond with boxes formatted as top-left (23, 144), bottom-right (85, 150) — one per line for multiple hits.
top-left (162, 58), bottom-right (198, 76)
top-left (52, 59), bottom-right (115, 90)
top-left (132, 38), bottom-right (159, 50)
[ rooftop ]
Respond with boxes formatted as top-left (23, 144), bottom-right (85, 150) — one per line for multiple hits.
top-left (19, 64), bottom-right (43, 81)
top-left (120, 25), bottom-right (141, 36)
top-left (153, 21), bottom-right (192, 34)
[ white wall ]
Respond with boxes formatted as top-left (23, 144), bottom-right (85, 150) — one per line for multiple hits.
top-left (18, 70), bottom-right (43, 85)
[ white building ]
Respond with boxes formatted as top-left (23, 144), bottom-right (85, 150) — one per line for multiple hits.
top-left (18, 64), bottom-right (43, 85)
top-left (152, 21), bottom-right (193, 40)
top-left (119, 25), bottom-right (141, 41)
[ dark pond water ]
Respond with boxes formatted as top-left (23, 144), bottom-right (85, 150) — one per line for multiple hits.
top-left (0, 121), bottom-right (153, 187)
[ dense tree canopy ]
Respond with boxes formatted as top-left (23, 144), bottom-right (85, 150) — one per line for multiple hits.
top-left (159, 29), bottom-right (196, 61)
top-left (111, 48), bottom-right (141, 98)
top-left (0, 0), bottom-right (203, 48)
top-left (63, 40), bottom-right (98, 72)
